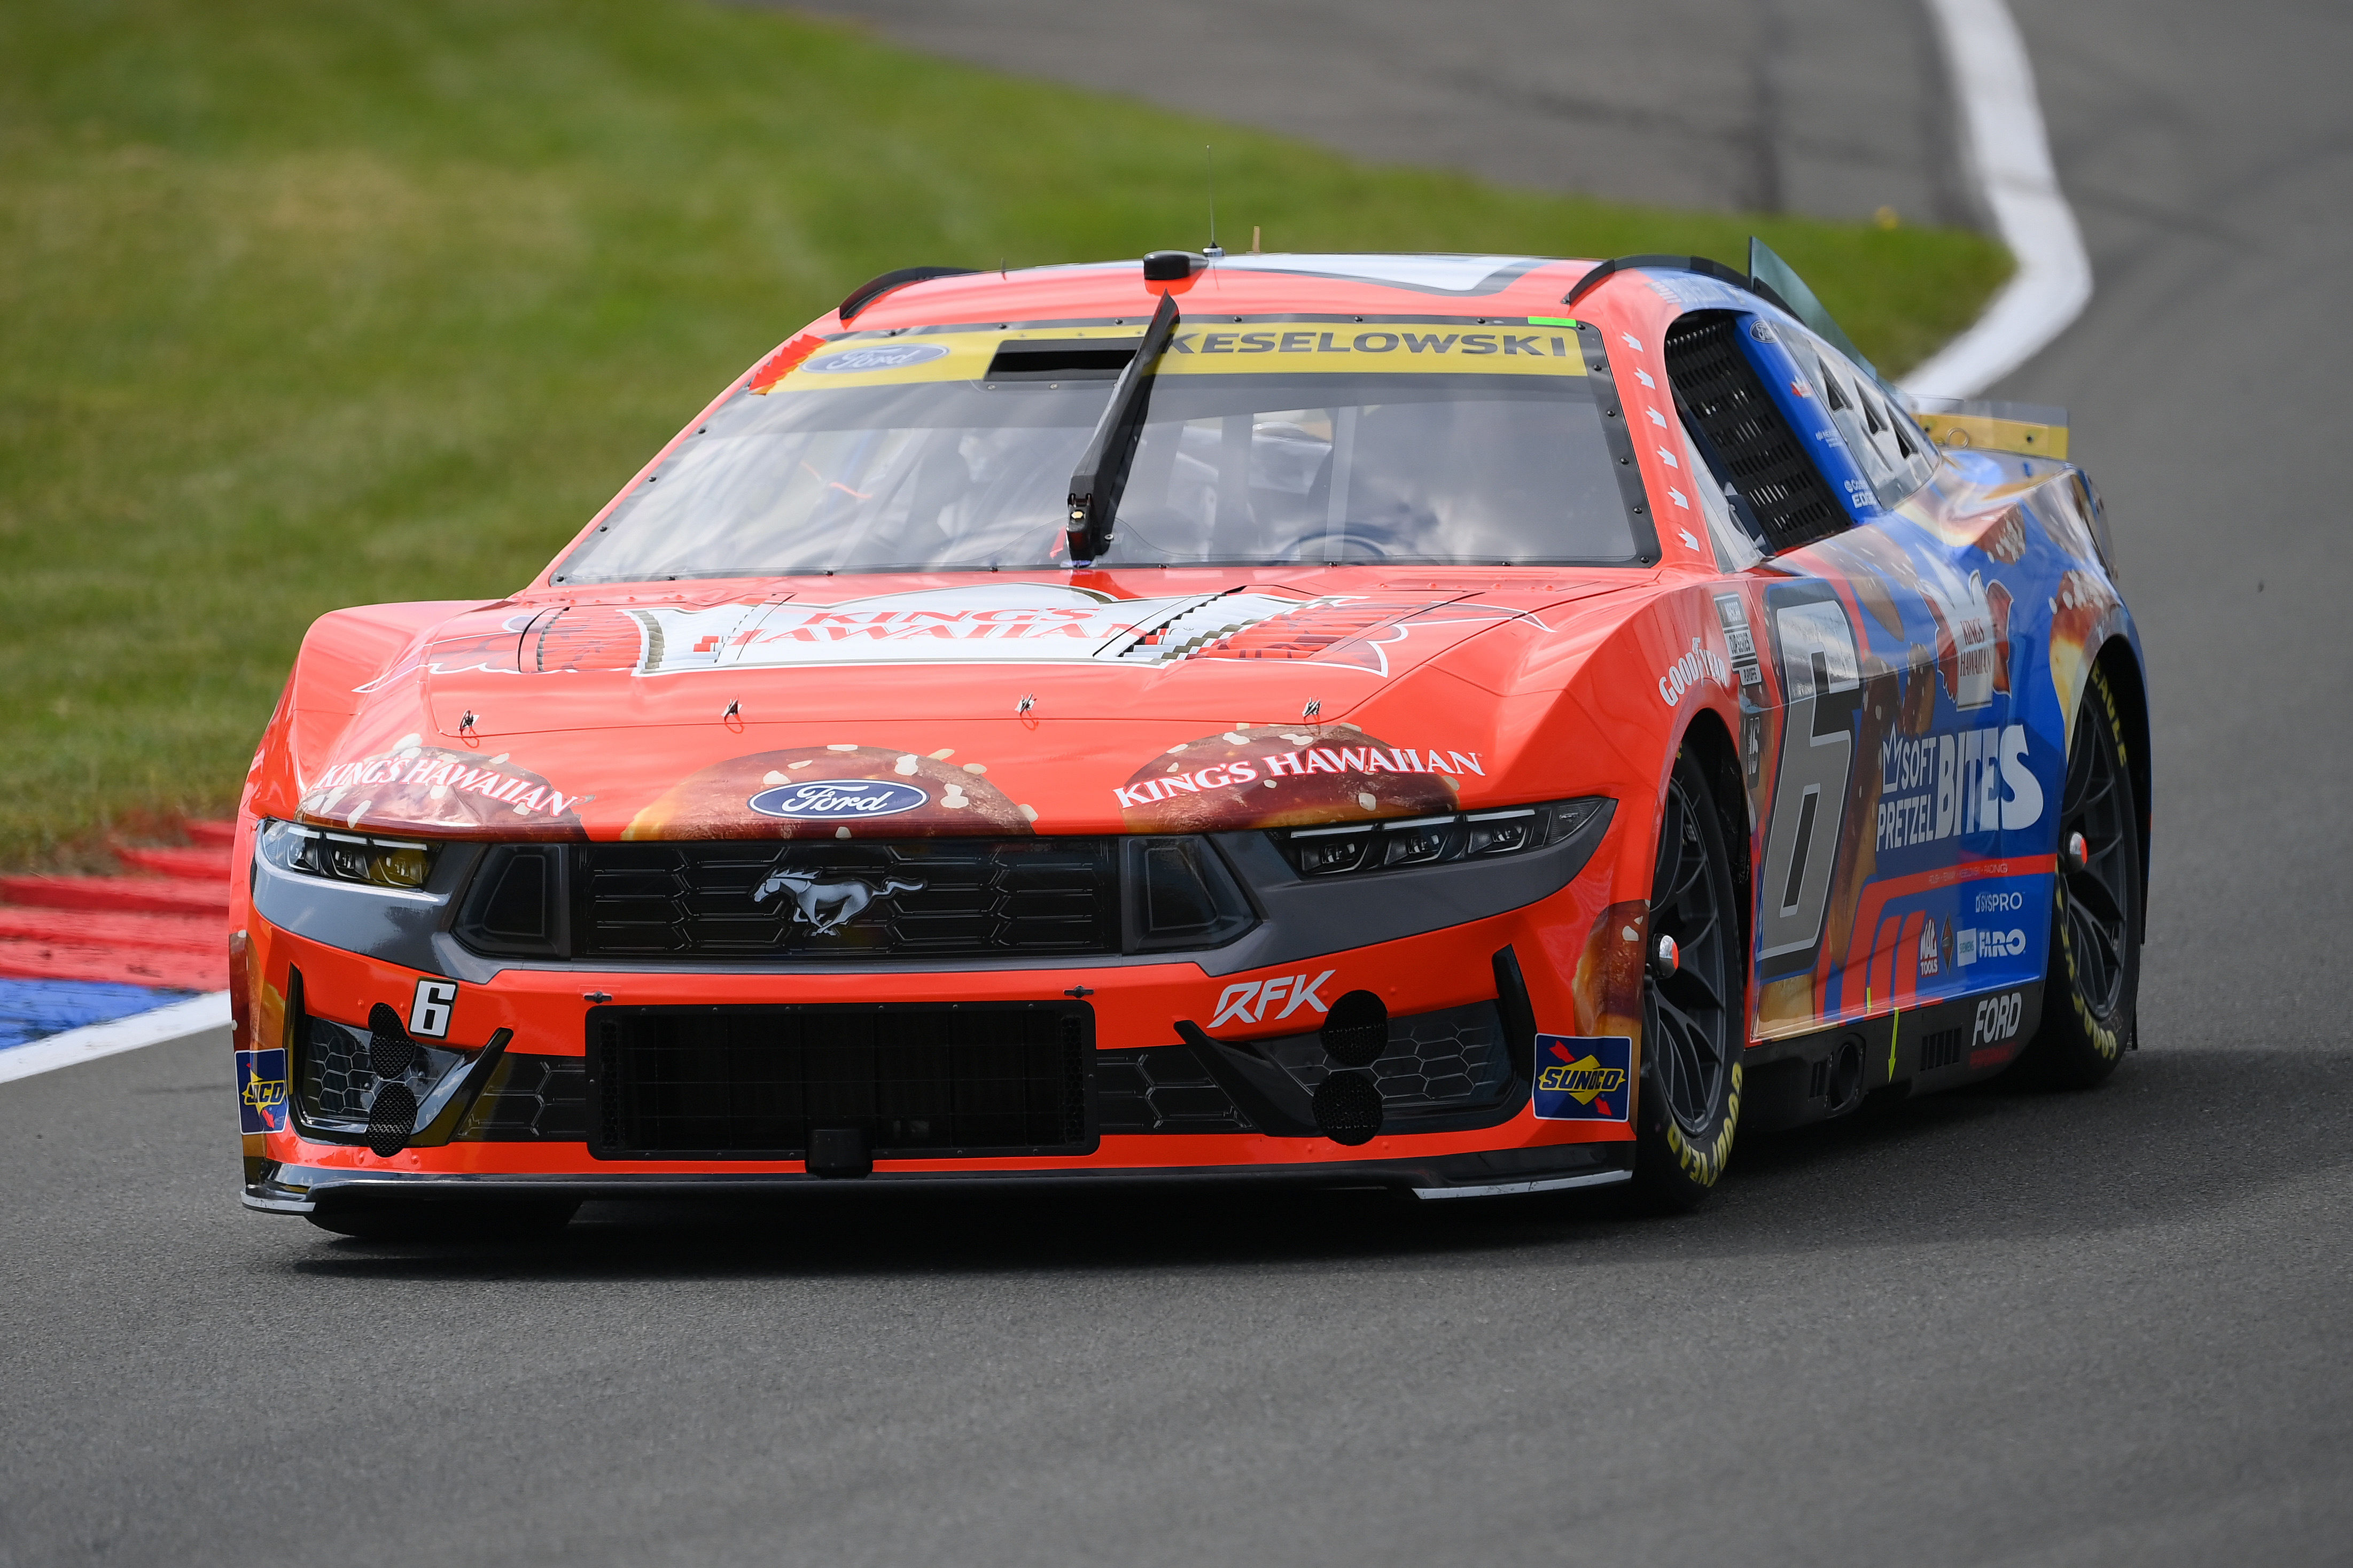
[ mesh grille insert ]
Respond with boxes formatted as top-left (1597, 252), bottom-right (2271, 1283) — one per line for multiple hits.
top-left (575, 839), bottom-right (1118, 961)
top-left (1665, 313), bottom-right (1844, 553)
top-left (587, 1003), bottom-right (1094, 1159)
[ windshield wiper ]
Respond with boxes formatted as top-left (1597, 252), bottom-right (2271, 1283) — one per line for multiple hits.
top-left (1064, 288), bottom-right (1182, 565)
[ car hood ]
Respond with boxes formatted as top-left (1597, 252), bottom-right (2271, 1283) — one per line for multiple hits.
top-left (297, 570), bottom-right (1655, 840)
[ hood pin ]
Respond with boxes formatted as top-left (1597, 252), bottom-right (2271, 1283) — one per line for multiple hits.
top-left (1016, 693), bottom-right (1036, 715)
top-left (459, 711), bottom-right (477, 731)
top-left (1302, 698), bottom-right (1321, 719)
top-left (722, 699), bottom-right (741, 720)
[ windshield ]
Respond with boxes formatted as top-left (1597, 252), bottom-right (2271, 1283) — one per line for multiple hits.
top-left (554, 321), bottom-right (1645, 582)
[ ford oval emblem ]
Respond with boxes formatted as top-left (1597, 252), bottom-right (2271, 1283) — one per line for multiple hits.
top-left (746, 779), bottom-right (930, 819)
top-left (800, 341), bottom-right (949, 374)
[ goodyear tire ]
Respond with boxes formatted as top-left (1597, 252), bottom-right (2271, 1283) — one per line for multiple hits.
top-left (1631, 749), bottom-right (1744, 1211)
top-left (2017, 661), bottom-right (2142, 1088)
top-left (306, 1197), bottom-right (580, 1240)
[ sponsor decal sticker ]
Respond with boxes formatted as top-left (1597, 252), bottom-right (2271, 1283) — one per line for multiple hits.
top-left (302, 742), bottom-right (586, 838)
top-left (1657, 635), bottom-right (1730, 707)
top-left (1972, 990), bottom-right (2024, 1047)
top-left (801, 341), bottom-right (950, 373)
top-left (1114, 724), bottom-right (1474, 832)
top-left (1958, 926), bottom-right (2029, 965)
top-left (236, 1048), bottom-right (290, 1134)
top-left (1532, 1034), bottom-right (1632, 1121)
top-left (1874, 722), bottom-right (2044, 851)
top-left (1918, 917), bottom-right (1941, 977)
top-left (749, 779), bottom-right (930, 820)
top-left (1210, 970), bottom-right (1337, 1028)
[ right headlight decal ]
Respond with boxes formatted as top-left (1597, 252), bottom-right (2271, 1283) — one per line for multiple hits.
top-left (1273, 797), bottom-right (1611, 878)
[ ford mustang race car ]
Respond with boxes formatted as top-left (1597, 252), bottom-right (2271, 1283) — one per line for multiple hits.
top-left (228, 245), bottom-right (2148, 1236)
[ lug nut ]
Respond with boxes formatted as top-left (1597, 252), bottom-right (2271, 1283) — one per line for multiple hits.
top-left (2066, 830), bottom-right (2090, 871)
top-left (1653, 934), bottom-right (1680, 979)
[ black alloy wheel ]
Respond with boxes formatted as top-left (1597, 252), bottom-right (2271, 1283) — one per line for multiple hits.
top-left (2019, 661), bottom-right (2141, 1087)
top-left (1632, 748), bottom-right (1744, 1210)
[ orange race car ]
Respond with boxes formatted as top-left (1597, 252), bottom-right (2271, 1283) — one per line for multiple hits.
top-left (229, 246), bottom-right (2148, 1236)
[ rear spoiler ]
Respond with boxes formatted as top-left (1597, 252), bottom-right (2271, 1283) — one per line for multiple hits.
top-left (1907, 398), bottom-right (2070, 461)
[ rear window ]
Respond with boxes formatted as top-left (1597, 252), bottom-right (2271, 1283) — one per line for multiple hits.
top-left (554, 319), bottom-right (1648, 582)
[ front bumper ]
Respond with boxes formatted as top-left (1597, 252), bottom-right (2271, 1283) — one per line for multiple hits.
top-left (239, 815), bottom-right (1640, 1210)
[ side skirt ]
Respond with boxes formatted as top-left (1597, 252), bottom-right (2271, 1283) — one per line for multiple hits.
top-left (1740, 981), bottom-right (2045, 1133)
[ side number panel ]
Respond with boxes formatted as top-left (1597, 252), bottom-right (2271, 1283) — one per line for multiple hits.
top-left (1756, 582), bottom-right (1862, 981)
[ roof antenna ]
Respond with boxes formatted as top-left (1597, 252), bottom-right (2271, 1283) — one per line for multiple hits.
top-left (1203, 144), bottom-right (1224, 259)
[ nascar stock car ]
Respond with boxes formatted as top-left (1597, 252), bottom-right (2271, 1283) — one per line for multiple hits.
top-left (229, 243), bottom-right (2148, 1235)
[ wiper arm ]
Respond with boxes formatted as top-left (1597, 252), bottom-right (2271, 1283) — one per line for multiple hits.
top-left (1064, 288), bottom-right (1182, 565)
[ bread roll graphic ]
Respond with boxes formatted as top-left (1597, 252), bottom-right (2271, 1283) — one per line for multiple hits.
top-left (626, 745), bottom-right (1030, 839)
top-left (1115, 723), bottom-right (1463, 832)
top-left (299, 746), bottom-right (585, 840)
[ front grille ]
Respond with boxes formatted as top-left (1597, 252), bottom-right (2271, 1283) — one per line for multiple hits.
top-left (578, 839), bottom-right (1118, 960)
top-left (454, 1055), bottom-right (588, 1140)
top-left (1096, 1046), bottom-right (1256, 1134)
top-left (587, 1003), bottom-right (1094, 1159)
top-left (1096, 1002), bottom-right (1516, 1134)
top-left (1264, 1001), bottom-right (1514, 1112)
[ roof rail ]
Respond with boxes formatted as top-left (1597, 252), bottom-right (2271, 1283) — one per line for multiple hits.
top-left (1562, 254), bottom-right (1787, 313)
top-left (837, 266), bottom-right (979, 324)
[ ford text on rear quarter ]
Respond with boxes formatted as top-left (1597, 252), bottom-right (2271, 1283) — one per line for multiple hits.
top-left (228, 246), bottom-right (2149, 1234)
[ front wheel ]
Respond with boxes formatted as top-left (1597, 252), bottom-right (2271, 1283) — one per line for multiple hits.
top-left (1631, 748), bottom-right (1745, 1211)
top-left (2017, 660), bottom-right (2142, 1087)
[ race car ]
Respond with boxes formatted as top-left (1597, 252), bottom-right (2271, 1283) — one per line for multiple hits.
top-left (228, 245), bottom-right (2148, 1235)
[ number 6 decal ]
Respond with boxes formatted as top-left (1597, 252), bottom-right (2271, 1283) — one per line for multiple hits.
top-left (409, 978), bottom-right (458, 1039)
top-left (1756, 584), bottom-right (1863, 979)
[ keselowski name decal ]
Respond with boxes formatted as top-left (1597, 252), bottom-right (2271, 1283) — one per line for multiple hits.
top-left (769, 321), bottom-right (1593, 391)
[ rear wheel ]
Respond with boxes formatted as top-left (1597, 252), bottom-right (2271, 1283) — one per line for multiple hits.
top-left (306, 1198), bottom-right (579, 1241)
top-left (2019, 661), bottom-right (2141, 1087)
top-left (1632, 749), bottom-right (1744, 1211)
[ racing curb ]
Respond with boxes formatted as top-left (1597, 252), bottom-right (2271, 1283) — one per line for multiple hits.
top-left (0, 990), bottom-right (231, 1087)
top-left (1900, 0), bottom-right (2092, 400)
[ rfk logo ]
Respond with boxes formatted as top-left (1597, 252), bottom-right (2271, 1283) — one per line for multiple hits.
top-left (1210, 970), bottom-right (1336, 1028)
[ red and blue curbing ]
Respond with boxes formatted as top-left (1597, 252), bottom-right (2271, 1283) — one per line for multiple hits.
top-left (0, 824), bottom-right (229, 1051)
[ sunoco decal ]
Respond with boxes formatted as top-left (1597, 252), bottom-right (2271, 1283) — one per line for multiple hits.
top-left (236, 1048), bottom-right (289, 1135)
top-left (1532, 1035), bottom-right (1632, 1121)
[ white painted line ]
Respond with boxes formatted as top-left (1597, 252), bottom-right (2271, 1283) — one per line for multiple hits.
top-left (1412, 1168), bottom-right (1632, 1200)
top-left (0, 990), bottom-right (230, 1086)
top-left (1900, 0), bottom-right (2092, 401)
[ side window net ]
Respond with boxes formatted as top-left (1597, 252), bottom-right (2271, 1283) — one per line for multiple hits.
top-left (1663, 312), bottom-right (1845, 554)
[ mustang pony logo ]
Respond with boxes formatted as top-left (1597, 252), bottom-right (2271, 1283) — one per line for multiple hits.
top-left (752, 871), bottom-right (925, 935)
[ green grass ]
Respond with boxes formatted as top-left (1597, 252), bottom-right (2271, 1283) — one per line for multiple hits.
top-left (0, 0), bottom-right (2008, 869)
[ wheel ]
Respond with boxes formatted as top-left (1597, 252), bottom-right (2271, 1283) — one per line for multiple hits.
top-left (306, 1197), bottom-right (580, 1240)
top-left (2017, 661), bottom-right (2142, 1087)
top-left (1631, 748), bottom-right (1745, 1211)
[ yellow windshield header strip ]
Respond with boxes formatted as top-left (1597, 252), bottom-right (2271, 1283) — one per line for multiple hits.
top-left (773, 321), bottom-right (1592, 390)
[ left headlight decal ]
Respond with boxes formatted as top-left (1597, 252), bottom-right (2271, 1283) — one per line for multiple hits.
top-left (260, 819), bottom-right (437, 891)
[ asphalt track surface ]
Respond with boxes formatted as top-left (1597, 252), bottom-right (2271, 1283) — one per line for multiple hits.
top-left (6, 4), bottom-right (2352, 1564)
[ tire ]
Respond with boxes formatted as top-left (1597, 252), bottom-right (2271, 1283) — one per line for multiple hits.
top-left (1631, 747), bottom-right (1746, 1211)
top-left (306, 1197), bottom-right (580, 1241)
top-left (2017, 660), bottom-right (2142, 1088)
